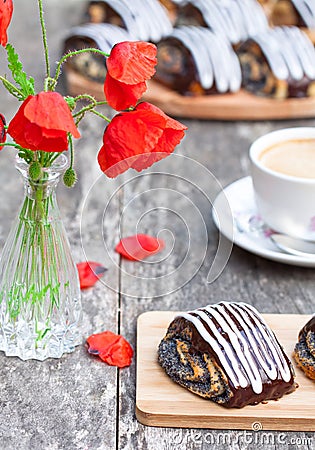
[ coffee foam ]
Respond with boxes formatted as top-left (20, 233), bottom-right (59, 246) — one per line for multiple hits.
top-left (259, 138), bottom-right (315, 179)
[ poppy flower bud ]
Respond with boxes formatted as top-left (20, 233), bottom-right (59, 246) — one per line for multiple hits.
top-left (63, 167), bottom-right (77, 187)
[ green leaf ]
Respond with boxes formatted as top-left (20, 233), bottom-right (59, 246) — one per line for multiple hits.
top-left (0, 76), bottom-right (24, 100)
top-left (6, 44), bottom-right (35, 99)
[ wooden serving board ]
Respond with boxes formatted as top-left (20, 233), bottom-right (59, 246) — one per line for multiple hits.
top-left (65, 68), bottom-right (315, 120)
top-left (136, 311), bottom-right (315, 431)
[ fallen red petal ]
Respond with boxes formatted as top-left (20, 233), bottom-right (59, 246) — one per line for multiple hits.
top-left (76, 261), bottom-right (107, 289)
top-left (87, 331), bottom-right (133, 368)
top-left (115, 234), bottom-right (165, 261)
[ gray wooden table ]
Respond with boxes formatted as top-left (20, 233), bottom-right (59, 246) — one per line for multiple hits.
top-left (0, 2), bottom-right (314, 449)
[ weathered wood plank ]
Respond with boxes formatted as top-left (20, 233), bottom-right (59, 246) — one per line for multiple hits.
top-left (119, 119), bottom-right (315, 450)
top-left (0, 2), bottom-right (120, 449)
top-left (1, 2), bottom-right (315, 449)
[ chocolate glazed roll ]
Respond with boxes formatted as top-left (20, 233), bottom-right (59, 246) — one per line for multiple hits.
top-left (158, 302), bottom-right (297, 408)
top-left (154, 26), bottom-right (242, 96)
top-left (238, 26), bottom-right (315, 98)
top-left (63, 23), bottom-right (132, 83)
top-left (174, 0), bottom-right (268, 45)
top-left (84, 0), bottom-right (173, 42)
top-left (294, 315), bottom-right (315, 380)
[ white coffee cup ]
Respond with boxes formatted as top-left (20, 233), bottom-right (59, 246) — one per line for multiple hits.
top-left (249, 127), bottom-right (315, 241)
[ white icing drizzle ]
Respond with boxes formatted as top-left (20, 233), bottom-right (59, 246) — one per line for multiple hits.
top-left (189, 0), bottom-right (268, 44)
top-left (248, 26), bottom-right (315, 82)
top-left (273, 28), bottom-right (304, 80)
top-left (237, 0), bottom-right (269, 37)
top-left (65, 23), bottom-right (133, 53)
top-left (292, 0), bottom-right (315, 29)
top-left (193, 28), bottom-right (228, 92)
top-left (290, 27), bottom-right (315, 79)
top-left (170, 26), bottom-right (241, 92)
top-left (92, 0), bottom-right (173, 42)
top-left (238, 303), bottom-right (292, 382)
top-left (213, 32), bottom-right (242, 92)
top-left (250, 30), bottom-right (289, 80)
top-left (124, 0), bottom-right (152, 41)
top-left (171, 27), bottom-right (212, 89)
top-left (98, 0), bottom-right (141, 38)
top-left (215, 303), bottom-right (277, 380)
top-left (176, 302), bottom-right (292, 394)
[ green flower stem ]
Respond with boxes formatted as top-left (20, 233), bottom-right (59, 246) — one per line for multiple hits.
top-left (0, 76), bottom-right (24, 100)
top-left (74, 94), bottom-right (98, 104)
top-left (73, 97), bottom-right (110, 125)
top-left (68, 135), bottom-right (74, 169)
top-left (47, 152), bottom-right (62, 166)
top-left (53, 48), bottom-right (109, 86)
top-left (90, 109), bottom-right (111, 123)
top-left (4, 183), bottom-right (60, 328)
top-left (0, 142), bottom-right (23, 150)
top-left (37, 0), bottom-right (50, 81)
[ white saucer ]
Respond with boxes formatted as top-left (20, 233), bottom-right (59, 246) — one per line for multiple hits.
top-left (212, 176), bottom-right (315, 267)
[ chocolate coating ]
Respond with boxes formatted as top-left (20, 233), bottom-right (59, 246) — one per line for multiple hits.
top-left (158, 302), bottom-right (297, 408)
top-left (170, 316), bottom-right (295, 408)
top-left (299, 315), bottom-right (315, 337)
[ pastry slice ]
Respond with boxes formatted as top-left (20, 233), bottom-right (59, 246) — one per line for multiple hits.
top-left (238, 26), bottom-right (315, 98)
top-left (154, 26), bottom-right (242, 95)
top-left (63, 23), bottom-right (132, 83)
top-left (85, 0), bottom-right (173, 42)
top-left (294, 315), bottom-right (315, 380)
top-left (158, 302), bottom-right (297, 408)
top-left (175, 0), bottom-right (268, 45)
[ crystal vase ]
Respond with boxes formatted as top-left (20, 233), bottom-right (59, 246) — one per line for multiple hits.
top-left (0, 155), bottom-right (82, 360)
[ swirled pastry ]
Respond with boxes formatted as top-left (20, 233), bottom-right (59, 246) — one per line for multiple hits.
top-left (63, 23), bottom-right (132, 83)
top-left (85, 0), bottom-right (173, 42)
top-left (175, 0), bottom-right (268, 45)
top-left (294, 315), bottom-right (315, 380)
top-left (238, 26), bottom-right (315, 98)
top-left (154, 26), bottom-right (242, 95)
top-left (158, 302), bottom-right (297, 408)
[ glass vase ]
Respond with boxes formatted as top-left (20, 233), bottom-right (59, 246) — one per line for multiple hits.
top-left (0, 154), bottom-right (82, 360)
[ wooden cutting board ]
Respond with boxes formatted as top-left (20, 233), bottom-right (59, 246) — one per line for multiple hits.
top-left (65, 68), bottom-right (315, 120)
top-left (136, 311), bottom-right (315, 431)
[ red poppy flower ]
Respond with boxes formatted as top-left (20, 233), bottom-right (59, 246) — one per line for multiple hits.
top-left (0, 113), bottom-right (6, 147)
top-left (104, 41), bottom-right (157, 110)
top-left (115, 234), bottom-right (165, 261)
top-left (87, 331), bottom-right (133, 368)
top-left (0, 0), bottom-right (13, 47)
top-left (76, 261), bottom-right (107, 290)
top-left (98, 102), bottom-right (187, 178)
top-left (107, 41), bottom-right (157, 84)
top-left (104, 73), bottom-right (146, 111)
top-left (8, 92), bottom-right (80, 152)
